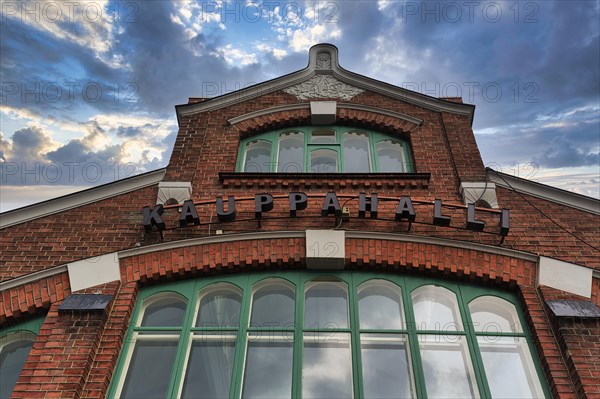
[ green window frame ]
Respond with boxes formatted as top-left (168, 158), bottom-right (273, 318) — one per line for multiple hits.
top-left (0, 316), bottom-right (44, 399)
top-left (108, 272), bottom-right (549, 399)
top-left (236, 126), bottom-right (415, 173)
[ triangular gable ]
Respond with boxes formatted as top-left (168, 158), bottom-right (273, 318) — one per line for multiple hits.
top-left (176, 43), bottom-right (475, 124)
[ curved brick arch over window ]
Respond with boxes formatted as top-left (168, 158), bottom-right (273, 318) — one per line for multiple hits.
top-left (108, 271), bottom-right (550, 399)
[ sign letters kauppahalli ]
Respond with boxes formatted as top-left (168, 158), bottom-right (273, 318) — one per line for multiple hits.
top-left (143, 192), bottom-right (510, 236)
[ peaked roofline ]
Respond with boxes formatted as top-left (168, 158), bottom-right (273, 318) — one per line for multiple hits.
top-left (175, 43), bottom-right (476, 125)
top-left (0, 168), bottom-right (166, 228)
top-left (488, 168), bottom-right (600, 215)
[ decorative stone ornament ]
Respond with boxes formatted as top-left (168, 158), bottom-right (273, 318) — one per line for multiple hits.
top-left (283, 75), bottom-right (365, 100)
top-left (460, 182), bottom-right (499, 208)
top-left (156, 181), bottom-right (192, 205)
top-left (316, 51), bottom-right (332, 70)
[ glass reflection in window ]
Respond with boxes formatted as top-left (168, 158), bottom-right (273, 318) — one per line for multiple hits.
top-left (303, 332), bottom-right (353, 399)
top-left (244, 140), bottom-right (271, 172)
top-left (412, 285), bottom-right (463, 331)
top-left (305, 282), bottom-right (348, 329)
top-left (141, 296), bottom-right (186, 327)
top-left (311, 129), bottom-right (336, 144)
top-left (0, 332), bottom-right (36, 399)
top-left (310, 149), bottom-right (337, 173)
top-left (477, 336), bottom-right (544, 399)
top-left (377, 139), bottom-right (406, 172)
top-left (358, 280), bottom-right (404, 330)
top-left (278, 132), bottom-right (304, 173)
top-left (250, 280), bottom-right (295, 327)
top-left (197, 286), bottom-right (242, 328)
top-left (242, 334), bottom-right (293, 399)
top-left (469, 296), bottom-right (522, 334)
top-left (343, 131), bottom-right (371, 172)
top-left (361, 334), bottom-right (414, 398)
top-left (419, 336), bottom-right (479, 399)
top-left (181, 334), bottom-right (237, 399)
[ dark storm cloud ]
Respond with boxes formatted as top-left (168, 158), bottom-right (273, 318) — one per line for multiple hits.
top-left (477, 114), bottom-right (600, 169)
top-left (0, 126), bottom-right (53, 162)
top-left (117, 1), bottom-right (266, 111)
top-left (0, 16), bottom-right (132, 118)
top-left (535, 136), bottom-right (600, 168)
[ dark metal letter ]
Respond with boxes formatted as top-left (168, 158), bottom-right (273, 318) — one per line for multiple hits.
top-left (321, 192), bottom-right (342, 216)
top-left (179, 200), bottom-right (200, 227)
top-left (433, 199), bottom-right (451, 226)
top-left (466, 203), bottom-right (485, 231)
top-left (289, 192), bottom-right (308, 216)
top-left (143, 204), bottom-right (165, 232)
top-left (216, 196), bottom-right (236, 222)
top-left (255, 193), bottom-right (274, 219)
top-left (359, 193), bottom-right (378, 218)
top-left (500, 209), bottom-right (510, 236)
top-left (395, 196), bottom-right (416, 222)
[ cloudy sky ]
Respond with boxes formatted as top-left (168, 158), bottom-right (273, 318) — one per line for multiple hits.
top-left (1, 0), bottom-right (599, 211)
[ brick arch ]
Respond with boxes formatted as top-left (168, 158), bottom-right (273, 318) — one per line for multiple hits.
top-left (231, 106), bottom-right (420, 140)
top-left (118, 236), bottom-right (535, 288)
top-left (232, 108), bottom-right (311, 138)
top-left (0, 272), bottom-right (70, 324)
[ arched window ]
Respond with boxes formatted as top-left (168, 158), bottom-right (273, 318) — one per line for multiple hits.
top-left (237, 126), bottom-right (414, 173)
top-left (469, 296), bottom-right (544, 398)
top-left (109, 273), bottom-right (549, 399)
top-left (116, 293), bottom-right (188, 399)
top-left (0, 316), bottom-right (43, 399)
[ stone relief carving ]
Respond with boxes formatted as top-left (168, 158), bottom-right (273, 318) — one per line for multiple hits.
top-left (316, 51), bottom-right (332, 69)
top-left (283, 75), bottom-right (364, 100)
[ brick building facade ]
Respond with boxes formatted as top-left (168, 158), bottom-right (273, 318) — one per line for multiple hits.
top-left (1, 44), bottom-right (599, 398)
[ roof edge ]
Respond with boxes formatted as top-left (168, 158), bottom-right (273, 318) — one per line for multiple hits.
top-left (0, 168), bottom-right (166, 229)
top-left (488, 169), bottom-right (600, 215)
top-left (176, 44), bottom-right (475, 124)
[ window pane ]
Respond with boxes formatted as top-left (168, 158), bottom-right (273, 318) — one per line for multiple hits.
top-left (419, 335), bottom-right (479, 399)
top-left (311, 128), bottom-right (336, 144)
top-left (358, 280), bottom-right (404, 330)
top-left (469, 296), bottom-right (522, 333)
top-left (412, 285), bottom-right (463, 331)
top-left (278, 132), bottom-right (304, 172)
top-left (121, 338), bottom-right (178, 399)
top-left (343, 131), bottom-right (370, 172)
top-left (141, 296), bottom-right (186, 327)
top-left (310, 149), bottom-right (337, 173)
top-left (197, 287), bottom-right (242, 327)
top-left (181, 335), bottom-right (236, 399)
top-left (303, 333), bottom-right (353, 399)
top-left (242, 334), bottom-right (293, 399)
top-left (361, 334), bottom-right (414, 399)
top-left (251, 281), bottom-right (295, 327)
top-left (377, 140), bottom-right (406, 172)
top-left (0, 334), bottom-right (35, 399)
top-left (478, 337), bottom-right (544, 399)
top-left (305, 282), bottom-right (348, 328)
top-left (244, 140), bottom-right (271, 172)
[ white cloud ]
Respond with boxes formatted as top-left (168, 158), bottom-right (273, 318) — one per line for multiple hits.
top-left (213, 44), bottom-right (258, 66)
top-left (255, 43), bottom-right (287, 59)
top-left (288, 24), bottom-right (341, 52)
top-left (1, 0), bottom-right (126, 68)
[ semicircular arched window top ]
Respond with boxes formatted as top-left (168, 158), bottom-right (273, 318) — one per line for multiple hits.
top-left (237, 126), bottom-right (414, 173)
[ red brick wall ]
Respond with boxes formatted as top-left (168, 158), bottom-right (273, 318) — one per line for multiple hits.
top-left (539, 285), bottom-right (600, 398)
top-left (497, 187), bottom-right (600, 269)
top-left (0, 186), bottom-right (157, 282)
